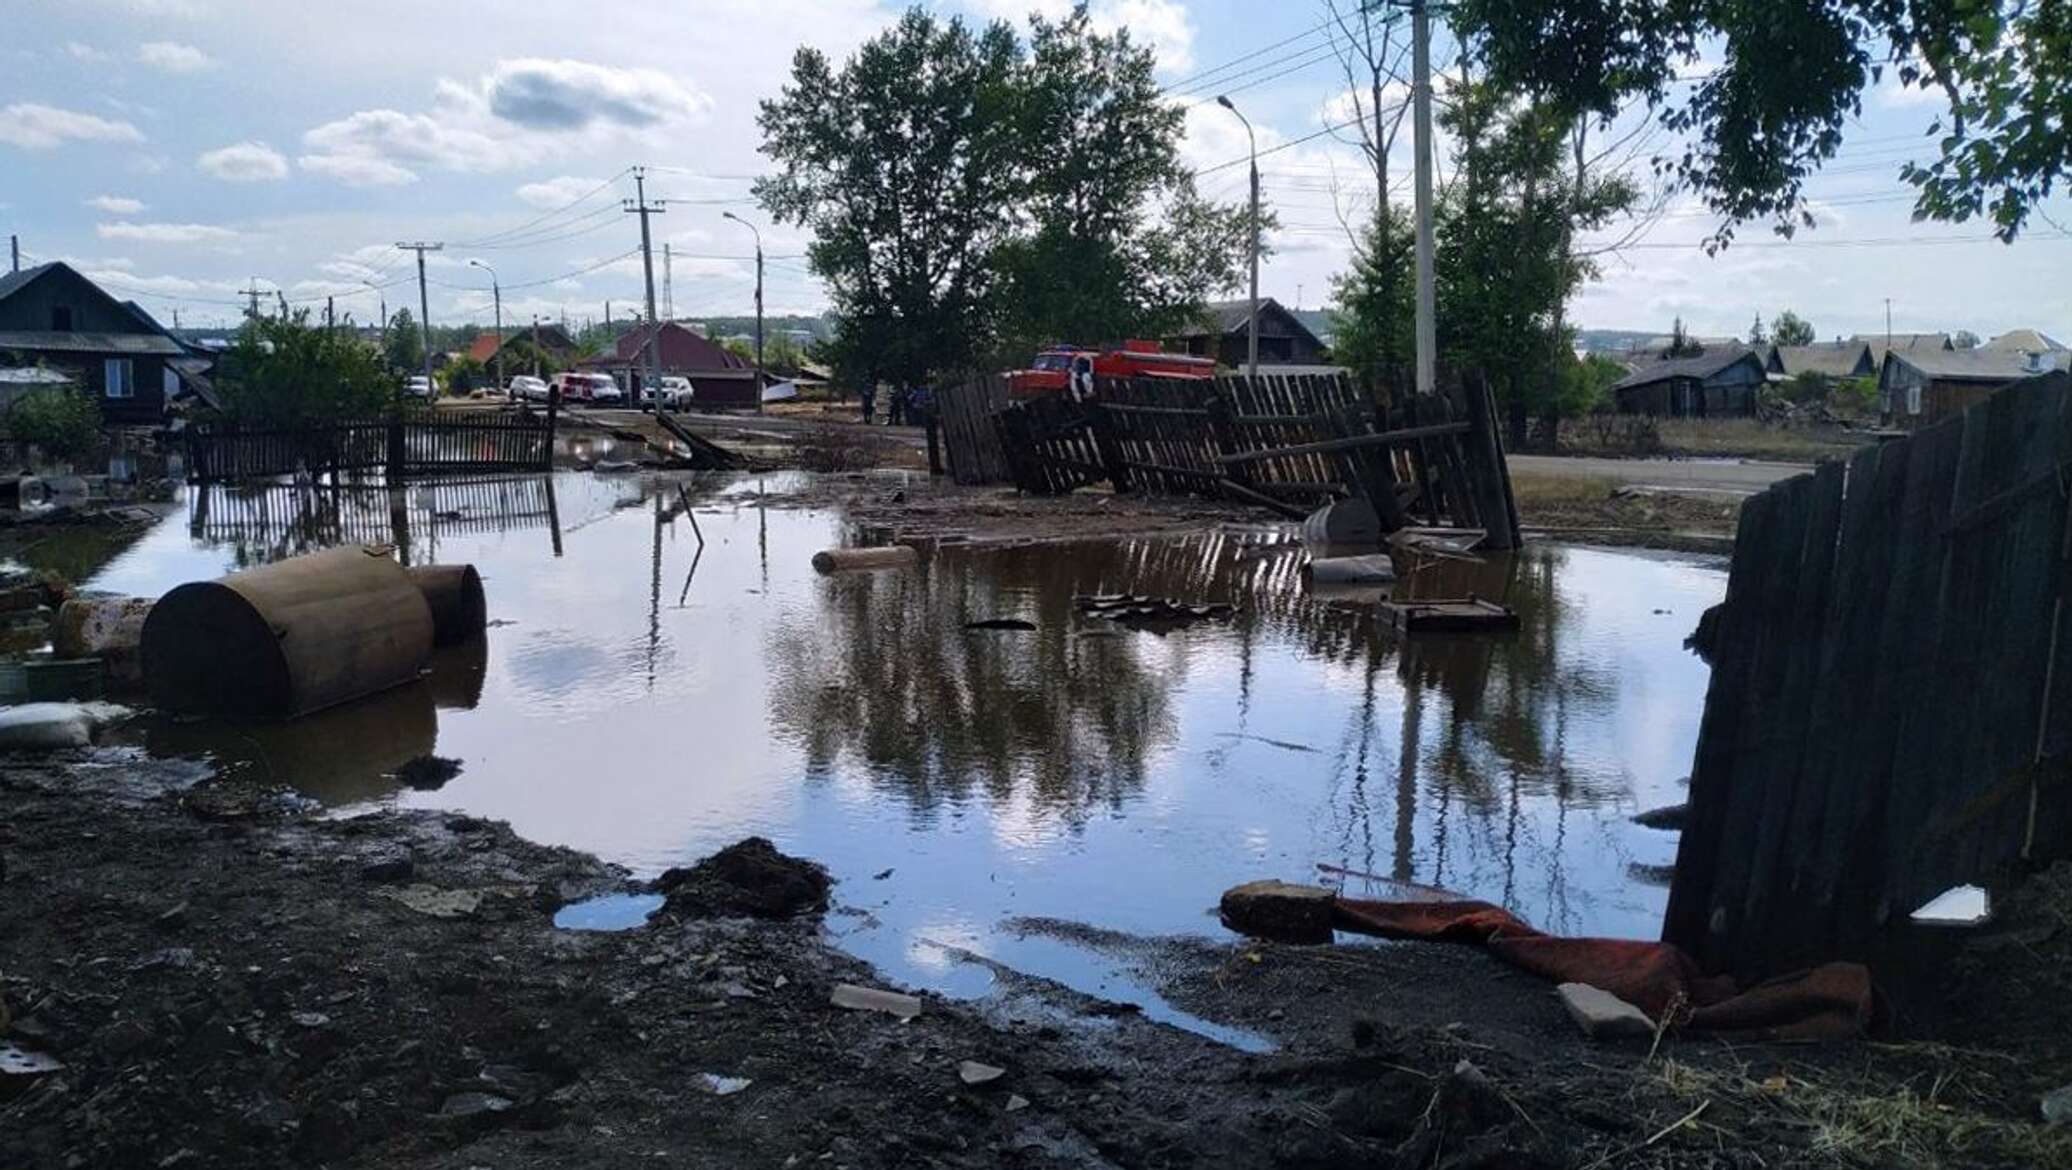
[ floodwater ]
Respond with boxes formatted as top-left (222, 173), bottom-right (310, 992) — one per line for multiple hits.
top-left (80, 463), bottom-right (1726, 1033)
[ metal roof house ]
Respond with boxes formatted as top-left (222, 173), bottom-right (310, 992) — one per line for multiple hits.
top-left (1165, 298), bottom-right (1328, 368)
top-left (1877, 347), bottom-right (2070, 427)
top-left (1610, 347), bottom-right (1768, 417)
top-left (0, 261), bottom-right (206, 425)
top-left (581, 321), bottom-right (765, 409)
top-left (1981, 328), bottom-right (2068, 356)
top-left (1766, 340), bottom-right (1875, 381)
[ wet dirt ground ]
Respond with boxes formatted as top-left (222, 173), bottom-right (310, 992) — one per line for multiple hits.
top-left (6, 757), bottom-right (2068, 1170)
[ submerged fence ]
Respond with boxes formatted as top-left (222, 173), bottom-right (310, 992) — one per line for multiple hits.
top-left (185, 408), bottom-right (556, 483)
top-left (1666, 371), bottom-right (2072, 982)
top-left (939, 371), bottom-right (1519, 546)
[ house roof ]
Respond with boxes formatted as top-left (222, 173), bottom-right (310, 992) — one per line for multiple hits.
top-left (1612, 346), bottom-right (1765, 391)
top-left (0, 330), bottom-right (186, 356)
top-left (1982, 328), bottom-right (2068, 354)
top-left (1770, 342), bottom-right (1872, 379)
top-left (609, 321), bottom-right (752, 371)
top-left (1857, 332), bottom-right (1953, 361)
top-left (1882, 347), bottom-right (2065, 384)
top-left (1171, 298), bottom-right (1322, 348)
top-left (466, 332), bottom-right (503, 363)
top-left (0, 262), bottom-right (54, 303)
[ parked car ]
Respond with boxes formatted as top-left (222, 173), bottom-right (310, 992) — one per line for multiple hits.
top-left (403, 375), bottom-right (433, 400)
top-left (508, 374), bottom-right (549, 402)
top-left (644, 375), bottom-right (694, 410)
top-left (551, 372), bottom-right (624, 405)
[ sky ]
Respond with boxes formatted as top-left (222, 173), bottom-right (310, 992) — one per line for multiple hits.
top-left (5, 0), bottom-right (2067, 345)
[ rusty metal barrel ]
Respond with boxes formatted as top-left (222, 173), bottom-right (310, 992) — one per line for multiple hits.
top-left (407, 564), bottom-right (486, 647)
top-left (140, 545), bottom-right (435, 720)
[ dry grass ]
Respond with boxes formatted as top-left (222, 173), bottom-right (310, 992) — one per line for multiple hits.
top-left (1510, 472), bottom-right (1744, 541)
top-left (1652, 418), bottom-right (1871, 462)
top-left (1646, 1053), bottom-right (2072, 1169)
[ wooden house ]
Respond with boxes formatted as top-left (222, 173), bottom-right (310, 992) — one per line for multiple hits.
top-left (1610, 347), bottom-right (1768, 417)
top-left (1165, 298), bottom-right (1328, 368)
top-left (1766, 340), bottom-right (1874, 381)
top-left (0, 261), bottom-right (206, 425)
top-left (1877, 347), bottom-right (2069, 427)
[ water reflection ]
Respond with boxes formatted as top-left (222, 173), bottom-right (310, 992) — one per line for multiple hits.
top-left (79, 473), bottom-right (1723, 1013)
top-left (186, 475), bottom-right (564, 568)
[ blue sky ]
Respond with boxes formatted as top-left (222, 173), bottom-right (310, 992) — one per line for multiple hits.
top-left (5, 0), bottom-right (2067, 344)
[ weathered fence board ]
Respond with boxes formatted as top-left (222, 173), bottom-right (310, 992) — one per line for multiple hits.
top-left (1667, 370), bottom-right (2072, 981)
top-left (950, 370), bottom-right (1519, 545)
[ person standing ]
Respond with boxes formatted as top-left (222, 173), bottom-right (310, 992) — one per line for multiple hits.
top-left (859, 383), bottom-right (877, 425)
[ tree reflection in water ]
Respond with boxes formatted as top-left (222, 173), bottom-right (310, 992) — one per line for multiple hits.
top-left (767, 532), bottom-right (1640, 931)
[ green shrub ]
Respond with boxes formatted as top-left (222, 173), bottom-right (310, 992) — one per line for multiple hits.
top-left (9, 387), bottom-right (102, 463)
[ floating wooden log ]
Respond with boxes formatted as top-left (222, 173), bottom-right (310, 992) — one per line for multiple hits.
top-left (1380, 596), bottom-right (1519, 634)
top-left (811, 545), bottom-right (918, 573)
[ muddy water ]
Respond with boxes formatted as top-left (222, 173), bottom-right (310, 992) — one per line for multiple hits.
top-left (87, 469), bottom-right (1724, 1031)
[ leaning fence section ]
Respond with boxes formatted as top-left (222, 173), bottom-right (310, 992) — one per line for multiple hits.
top-left (186, 409), bottom-right (556, 484)
top-left (1666, 371), bottom-right (2072, 983)
top-left (937, 371), bottom-right (1518, 546)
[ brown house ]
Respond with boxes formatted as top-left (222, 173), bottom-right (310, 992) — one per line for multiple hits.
top-left (1611, 347), bottom-right (1768, 417)
top-left (1877, 347), bottom-right (2069, 427)
top-left (468, 323), bottom-right (578, 368)
top-left (584, 322), bottom-right (764, 409)
top-left (1166, 298), bottom-right (1327, 368)
top-left (0, 261), bottom-right (209, 425)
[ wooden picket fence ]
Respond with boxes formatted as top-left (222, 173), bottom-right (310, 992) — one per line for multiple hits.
top-left (1666, 371), bottom-right (2072, 982)
top-left (187, 407), bottom-right (556, 483)
top-left (938, 371), bottom-right (1519, 546)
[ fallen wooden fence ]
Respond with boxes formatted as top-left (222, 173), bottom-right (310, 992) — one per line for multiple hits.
top-left (940, 370), bottom-right (1518, 548)
top-left (1666, 370), bottom-right (2072, 983)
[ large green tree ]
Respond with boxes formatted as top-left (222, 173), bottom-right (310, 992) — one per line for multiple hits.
top-left (757, 4), bottom-right (1256, 387)
top-left (1772, 310), bottom-right (1816, 347)
top-left (757, 8), bottom-right (1024, 389)
top-left (219, 310), bottom-right (397, 426)
top-left (383, 308), bottom-right (424, 374)
top-left (1451, 1), bottom-right (2072, 241)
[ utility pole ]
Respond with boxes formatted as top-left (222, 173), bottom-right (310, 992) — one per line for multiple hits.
top-left (1884, 297), bottom-right (1893, 353)
top-left (1411, 0), bottom-right (1437, 397)
top-left (395, 241), bottom-right (443, 388)
top-left (240, 280), bottom-right (265, 323)
top-left (8, 235), bottom-right (17, 273)
top-left (624, 167), bottom-right (667, 413)
top-left (662, 243), bottom-right (674, 321)
top-left (1214, 96), bottom-right (1260, 379)
top-left (723, 211), bottom-right (765, 414)
top-left (531, 315), bottom-right (542, 377)
top-left (470, 259), bottom-right (503, 392)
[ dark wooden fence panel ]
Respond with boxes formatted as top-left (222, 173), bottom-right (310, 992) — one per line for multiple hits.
top-left (936, 376), bottom-right (1013, 485)
top-left (187, 410), bottom-right (554, 484)
top-left (1667, 372), bottom-right (2072, 981)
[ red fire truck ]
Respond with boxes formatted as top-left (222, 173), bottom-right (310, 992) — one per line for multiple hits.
top-left (1005, 340), bottom-right (1215, 401)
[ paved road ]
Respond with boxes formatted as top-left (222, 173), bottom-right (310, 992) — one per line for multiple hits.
top-left (624, 409), bottom-right (1814, 497)
top-left (1508, 454), bottom-right (1811, 496)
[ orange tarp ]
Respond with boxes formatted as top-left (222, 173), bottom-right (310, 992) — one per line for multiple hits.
top-left (1332, 897), bottom-right (1875, 1040)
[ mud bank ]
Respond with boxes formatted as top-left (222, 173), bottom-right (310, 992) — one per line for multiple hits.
top-left (3, 755), bottom-right (2066, 1169)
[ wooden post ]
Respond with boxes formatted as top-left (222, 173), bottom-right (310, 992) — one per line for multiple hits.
top-left (1461, 371), bottom-right (1518, 550)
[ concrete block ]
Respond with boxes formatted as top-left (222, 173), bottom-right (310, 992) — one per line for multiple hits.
top-left (1557, 982), bottom-right (1656, 1042)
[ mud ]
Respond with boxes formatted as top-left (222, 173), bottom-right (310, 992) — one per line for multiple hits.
top-left (5, 754), bottom-right (2068, 1168)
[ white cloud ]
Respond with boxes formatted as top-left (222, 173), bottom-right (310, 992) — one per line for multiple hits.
top-left (136, 41), bottom-right (216, 73)
top-left (964, 0), bottom-right (1194, 71)
top-left (198, 140), bottom-right (289, 181)
top-left (299, 59), bottom-right (712, 186)
top-left (298, 151), bottom-right (419, 187)
top-left (86, 194), bottom-right (147, 213)
top-left (117, 0), bottom-right (207, 16)
top-left (97, 221), bottom-right (239, 243)
top-left (483, 58), bottom-right (712, 129)
top-left (65, 42), bottom-right (109, 62)
top-left (0, 103), bottom-right (145, 150)
top-left (516, 175), bottom-right (611, 209)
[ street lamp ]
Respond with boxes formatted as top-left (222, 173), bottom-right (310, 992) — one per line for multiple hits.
top-left (468, 259), bottom-right (503, 393)
top-left (721, 210), bottom-right (766, 414)
top-left (1216, 94), bottom-right (1260, 380)
top-left (360, 279), bottom-right (386, 349)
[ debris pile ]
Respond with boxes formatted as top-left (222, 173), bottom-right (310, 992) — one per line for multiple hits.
top-left (654, 836), bottom-right (832, 920)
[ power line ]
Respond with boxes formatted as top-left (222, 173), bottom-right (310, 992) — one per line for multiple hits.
top-left (448, 168), bottom-right (631, 249)
top-left (1159, 17), bottom-right (1335, 93)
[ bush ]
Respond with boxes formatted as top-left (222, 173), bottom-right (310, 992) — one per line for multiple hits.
top-left (216, 311), bottom-right (397, 427)
top-left (8, 387), bottom-right (102, 463)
